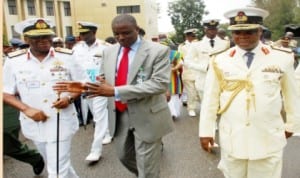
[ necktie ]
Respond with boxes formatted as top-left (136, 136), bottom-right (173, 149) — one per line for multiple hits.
top-left (210, 39), bottom-right (214, 48)
top-left (245, 52), bottom-right (254, 68)
top-left (115, 47), bottom-right (130, 112)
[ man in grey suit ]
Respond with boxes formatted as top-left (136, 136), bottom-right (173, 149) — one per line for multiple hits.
top-left (53, 14), bottom-right (174, 178)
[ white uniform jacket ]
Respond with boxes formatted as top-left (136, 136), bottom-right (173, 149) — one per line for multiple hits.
top-left (3, 47), bottom-right (88, 142)
top-left (184, 36), bottom-right (229, 90)
top-left (73, 39), bottom-right (110, 82)
top-left (199, 42), bottom-right (300, 160)
top-left (296, 64), bottom-right (300, 95)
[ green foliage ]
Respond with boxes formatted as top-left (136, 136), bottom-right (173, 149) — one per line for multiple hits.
top-left (3, 34), bottom-right (9, 46)
top-left (168, 0), bottom-right (207, 43)
top-left (252, 0), bottom-right (300, 40)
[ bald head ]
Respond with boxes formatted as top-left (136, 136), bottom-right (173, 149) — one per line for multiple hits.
top-left (112, 14), bottom-right (137, 28)
top-left (111, 14), bottom-right (140, 47)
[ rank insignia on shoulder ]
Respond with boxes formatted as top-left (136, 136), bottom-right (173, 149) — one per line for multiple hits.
top-left (7, 49), bottom-right (27, 58)
top-left (270, 45), bottom-right (292, 53)
top-left (261, 47), bottom-right (270, 55)
top-left (54, 47), bottom-right (73, 55)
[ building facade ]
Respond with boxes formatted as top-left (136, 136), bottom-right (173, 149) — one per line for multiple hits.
top-left (3, 0), bottom-right (159, 43)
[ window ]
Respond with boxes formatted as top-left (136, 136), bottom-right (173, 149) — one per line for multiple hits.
top-left (117, 5), bottom-right (140, 14)
top-left (46, 1), bottom-right (54, 16)
top-left (11, 25), bottom-right (20, 39)
top-left (27, 0), bottom-right (36, 15)
top-left (66, 26), bottom-right (73, 36)
top-left (8, 0), bottom-right (17, 15)
top-left (63, 2), bottom-right (71, 16)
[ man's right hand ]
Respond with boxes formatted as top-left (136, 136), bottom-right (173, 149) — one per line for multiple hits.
top-left (199, 137), bottom-right (214, 153)
top-left (23, 107), bottom-right (48, 122)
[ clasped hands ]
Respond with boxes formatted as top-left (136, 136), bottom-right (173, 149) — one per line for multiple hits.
top-left (52, 77), bottom-right (115, 97)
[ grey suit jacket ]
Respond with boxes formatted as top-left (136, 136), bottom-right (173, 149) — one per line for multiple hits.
top-left (101, 39), bottom-right (174, 142)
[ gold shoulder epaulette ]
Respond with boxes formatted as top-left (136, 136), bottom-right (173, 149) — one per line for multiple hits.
top-left (209, 47), bottom-right (229, 57)
top-left (55, 47), bottom-right (73, 55)
top-left (270, 45), bottom-right (292, 53)
top-left (7, 49), bottom-right (27, 58)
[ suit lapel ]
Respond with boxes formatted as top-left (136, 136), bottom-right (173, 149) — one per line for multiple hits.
top-left (128, 40), bottom-right (148, 84)
top-left (106, 45), bottom-right (120, 84)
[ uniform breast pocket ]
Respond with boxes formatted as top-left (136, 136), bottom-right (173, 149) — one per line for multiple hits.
top-left (16, 72), bottom-right (39, 93)
top-left (262, 72), bottom-right (282, 96)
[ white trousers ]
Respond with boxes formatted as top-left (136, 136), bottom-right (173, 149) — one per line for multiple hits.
top-left (81, 96), bottom-right (110, 154)
top-left (34, 139), bottom-right (79, 178)
top-left (168, 94), bottom-right (182, 118)
top-left (218, 150), bottom-right (283, 178)
top-left (182, 79), bottom-right (199, 111)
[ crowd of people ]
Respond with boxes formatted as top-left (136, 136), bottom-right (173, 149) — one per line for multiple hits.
top-left (3, 6), bottom-right (300, 178)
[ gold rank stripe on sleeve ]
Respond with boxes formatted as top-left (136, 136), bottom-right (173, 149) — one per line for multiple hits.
top-left (7, 49), bottom-right (27, 58)
top-left (54, 47), bottom-right (73, 55)
top-left (270, 45), bottom-right (293, 53)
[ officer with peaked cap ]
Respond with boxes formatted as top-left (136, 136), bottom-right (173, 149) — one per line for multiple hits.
top-left (52, 37), bottom-right (64, 48)
top-left (178, 28), bottom-right (199, 108)
top-left (65, 35), bottom-right (77, 49)
top-left (199, 7), bottom-right (300, 178)
top-left (3, 18), bottom-right (89, 178)
top-left (73, 21), bottom-right (113, 162)
top-left (184, 19), bottom-right (229, 117)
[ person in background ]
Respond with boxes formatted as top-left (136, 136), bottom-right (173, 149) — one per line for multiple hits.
top-left (72, 21), bottom-right (112, 162)
top-left (65, 35), bottom-right (77, 49)
top-left (3, 18), bottom-right (88, 178)
top-left (138, 28), bottom-right (146, 38)
top-left (285, 31), bottom-right (298, 49)
top-left (261, 29), bottom-right (273, 45)
top-left (52, 37), bottom-right (64, 48)
top-left (10, 38), bottom-right (24, 51)
top-left (3, 102), bottom-right (45, 175)
top-left (53, 14), bottom-right (174, 178)
top-left (178, 28), bottom-right (199, 109)
top-left (105, 36), bottom-right (117, 45)
top-left (184, 19), bottom-right (229, 117)
top-left (161, 40), bottom-right (184, 119)
top-left (280, 36), bottom-right (292, 49)
top-left (199, 7), bottom-right (300, 178)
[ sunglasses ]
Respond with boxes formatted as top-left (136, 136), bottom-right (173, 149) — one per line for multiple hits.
top-left (232, 29), bottom-right (259, 35)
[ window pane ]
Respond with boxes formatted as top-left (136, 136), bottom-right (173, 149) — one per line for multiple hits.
top-left (132, 5), bottom-right (140, 13)
top-left (116, 5), bottom-right (140, 14)
top-left (8, 0), bottom-right (17, 15)
top-left (46, 1), bottom-right (54, 16)
top-left (27, 0), bottom-right (36, 15)
top-left (63, 2), bottom-right (71, 16)
top-left (66, 26), bottom-right (73, 36)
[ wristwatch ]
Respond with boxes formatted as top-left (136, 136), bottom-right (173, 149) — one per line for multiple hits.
top-left (67, 95), bottom-right (74, 104)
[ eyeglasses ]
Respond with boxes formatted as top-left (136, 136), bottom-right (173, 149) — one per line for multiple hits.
top-left (232, 30), bottom-right (259, 35)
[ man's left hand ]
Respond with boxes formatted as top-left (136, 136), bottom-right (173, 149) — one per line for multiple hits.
top-left (85, 79), bottom-right (115, 97)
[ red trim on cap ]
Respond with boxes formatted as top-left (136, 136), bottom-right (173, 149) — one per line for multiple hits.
top-left (229, 49), bottom-right (236, 57)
